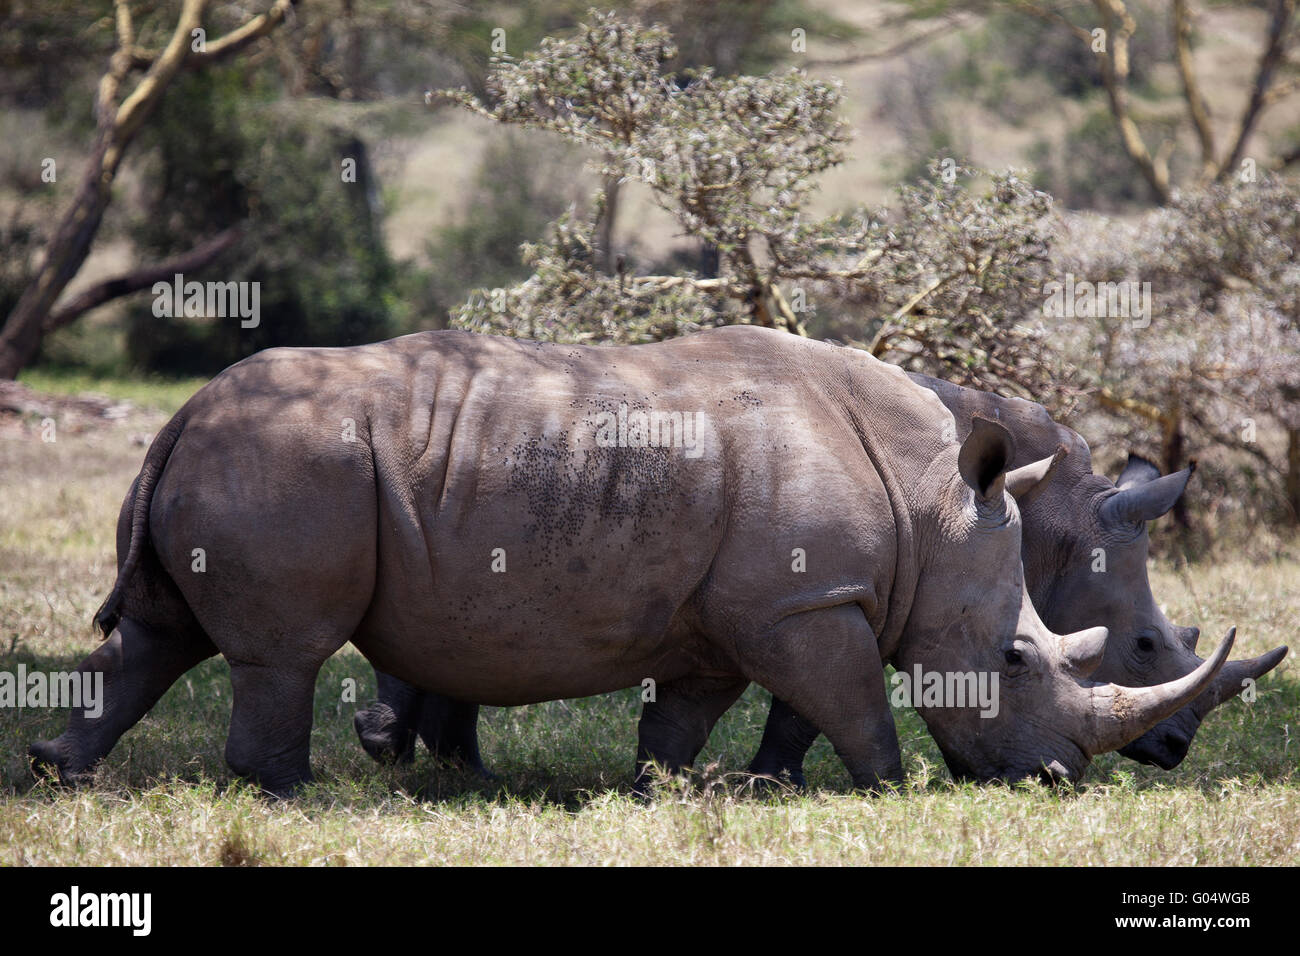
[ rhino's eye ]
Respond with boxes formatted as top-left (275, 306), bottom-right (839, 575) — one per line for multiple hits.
top-left (1004, 648), bottom-right (1023, 666)
top-left (1136, 635), bottom-right (1156, 653)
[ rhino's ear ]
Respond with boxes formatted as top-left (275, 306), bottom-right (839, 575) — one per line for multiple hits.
top-left (1101, 460), bottom-right (1196, 526)
top-left (1116, 453), bottom-right (1162, 490)
top-left (958, 416), bottom-right (1016, 503)
top-left (1006, 444), bottom-right (1068, 503)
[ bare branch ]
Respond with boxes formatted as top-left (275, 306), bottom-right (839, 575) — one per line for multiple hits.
top-left (44, 227), bottom-right (244, 332)
top-left (1217, 0), bottom-right (1297, 181)
top-left (1173, 0), bottom-right (1218, 179)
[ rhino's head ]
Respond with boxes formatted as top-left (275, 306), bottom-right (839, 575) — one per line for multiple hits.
top-left (900, 418), bottom-right (1235, 784)
top-left (1027, 453), bottom-right (1287, 769)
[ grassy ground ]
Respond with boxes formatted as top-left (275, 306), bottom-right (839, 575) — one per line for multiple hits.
top-left (1, 373), bottom-right (1296, 865)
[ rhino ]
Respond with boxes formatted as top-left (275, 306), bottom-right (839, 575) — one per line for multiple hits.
top-left (29, 326), bottom-right (1234, 796)
top-left (351, 369), bottom-right (1284, 780)
top-left (358, 372), bottom-right (1286, 782)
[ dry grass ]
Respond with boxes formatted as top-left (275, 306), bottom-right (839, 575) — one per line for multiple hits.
top-left (1, 373), bottom-right (1296, 866)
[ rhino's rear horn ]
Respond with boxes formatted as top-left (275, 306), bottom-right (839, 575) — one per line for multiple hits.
top-left (1062, 626), bottom-right (1108, 678)
top-left (1100, 465), bottom-right (1195, 526)
top-left (1006, 444), bottom-right (1068, 503)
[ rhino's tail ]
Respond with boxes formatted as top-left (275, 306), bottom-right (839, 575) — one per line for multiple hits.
top-left (93, 416), bottom-right (186, 638)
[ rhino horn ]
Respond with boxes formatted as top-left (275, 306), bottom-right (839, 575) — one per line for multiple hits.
top-left (1115, 452), bottom-right (1161, 489)
top-left (1061, 625), bottom-right (1108, 678)
top-left (1192, 643), bottom-right (1289, 718)
top-left (958, 416), bottom-right (1015, 503)
top-left (1100, 460), bottom-right (1196, 526)
top-left (1081, 627), bottom-right (1235, 755)
top-left (1006, 444), bottom-right (1068, 503)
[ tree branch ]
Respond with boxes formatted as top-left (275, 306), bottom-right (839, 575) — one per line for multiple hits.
top-left (129, 0), bottom-right (298, 73)
top-left (44, 227), bottom-right (244, 332)
top-left (1217, 0), bottom-right (1297, 181)
top-left (1173, 0), bottom-right (1218, 180)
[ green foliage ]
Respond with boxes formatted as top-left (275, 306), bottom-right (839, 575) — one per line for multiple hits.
top-left (419, 131), bottom-right (585, 327)
top-left (1031, 107), bottom-right (1178, 210)
top-left (443, 13), bottom-right (1073, 405)
top-left (123, 70), bottom-right (399, 376)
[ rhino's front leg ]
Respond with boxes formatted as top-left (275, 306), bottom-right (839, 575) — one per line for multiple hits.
top-left (747, 696), bottom-right (820, 788)
top-left (634, 676), bottom-right (748, 795)
top-left (738, 604), bottom-right (902, 791)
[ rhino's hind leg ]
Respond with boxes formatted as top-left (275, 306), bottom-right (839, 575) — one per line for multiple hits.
top-left (634, 676), bottom-right (747, 795)
top-left (738, 604), bottom-right (903, 792)
top-left (225, 660), bottom-right (326, 798)
top-left (747, 696), bottom-right (820, 789)
top-left (29, 616), bottom-right (217, 786)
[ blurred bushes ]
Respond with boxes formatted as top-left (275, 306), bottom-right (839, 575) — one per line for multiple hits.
top-left (121, 70), bottom-right (400, 376)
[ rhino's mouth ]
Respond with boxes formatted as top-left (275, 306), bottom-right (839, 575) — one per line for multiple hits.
top-left (936, 738), bottom-right (1089, 786)
top-left (1119, 709), bottom-right (1199, 769)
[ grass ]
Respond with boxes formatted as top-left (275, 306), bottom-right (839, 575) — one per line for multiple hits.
top-left (0, 375), bottom-right (1296, 865)
top-left (17, 367), bottom-right (206, 416)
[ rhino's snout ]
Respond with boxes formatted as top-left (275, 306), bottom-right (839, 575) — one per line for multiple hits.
top-left (1120, 712), bottom-right (1197, 769)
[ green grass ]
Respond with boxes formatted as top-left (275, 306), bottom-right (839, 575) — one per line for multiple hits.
top-left (17, 367), bottom-right (206, 416)
top-left (0, 377), bottom-right (1296, 865)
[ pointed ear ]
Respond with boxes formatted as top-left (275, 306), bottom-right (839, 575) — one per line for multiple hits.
top-left (1006, 444), bottom-right (1068, 503)
top-left (958, 416), bottom-right (1016, 503)
top-left (1101, 460), bottom-right (1196, 526)
top-left (1116, 453), bottom-right (1161, 490)
top-left (1061, 626), bottom-right (1108, 678)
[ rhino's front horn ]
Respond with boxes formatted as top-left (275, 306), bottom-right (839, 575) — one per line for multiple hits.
top-left (1099, 462), bottom-right (1195, 526)
top-left (1192, 644), bottom-right (1289, 719)
top-left (1081, 627), bottom-right (1235, 756)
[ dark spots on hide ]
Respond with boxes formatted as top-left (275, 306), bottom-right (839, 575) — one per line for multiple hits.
top-left (503, 403), bottom-right (684, 568)
top-left (732, 390), bottom-right (762, 407)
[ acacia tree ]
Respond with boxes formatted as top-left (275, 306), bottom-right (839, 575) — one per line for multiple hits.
top-left (1055, 178), bottom-right (1300, 521)
top-left (438, 11), bottom-right (1077, 406)
top-left (0, 0), bottom-right (296, 379)
top-left (998, 0), bottom-right (1299, 201)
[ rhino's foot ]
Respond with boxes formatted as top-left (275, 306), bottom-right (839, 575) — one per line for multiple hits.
top-left (634, 677), bottom-right (750, 797)
top-left (745, 765), bottom-right (807, 793)
top-left (355, 703), bottom-right (417, 765)
top-left (431, 751), bottom-right (496, 781)
top-left (28, 737), bottom-right (98, 788)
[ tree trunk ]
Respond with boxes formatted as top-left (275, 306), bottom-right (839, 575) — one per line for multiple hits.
top-left (0, 137), bottom-right (117, 378)
top-left (597, 173), bottom-right (620, 276)
top-left (1160, 404), bottom-right (1190, 529)
top-left (1287, 426), bottom-right (1300, 523)
top-left (0, 0), bottom-right (292, 380)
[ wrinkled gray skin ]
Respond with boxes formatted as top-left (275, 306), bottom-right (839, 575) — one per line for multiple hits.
top-left (29, 327), bottom-right (1232, 796)
top-left (360, 373), bottom-right (1286, 781)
